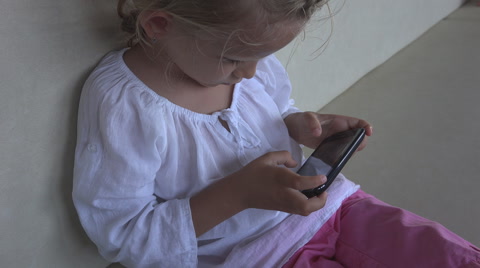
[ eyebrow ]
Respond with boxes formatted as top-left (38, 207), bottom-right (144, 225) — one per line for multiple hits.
top-left (221, 50), bottom-right (272, 62)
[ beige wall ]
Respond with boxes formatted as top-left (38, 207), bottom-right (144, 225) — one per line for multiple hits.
top-left (277, 0), bottom-right (465, 111)
top-left (0, 0), bottom-right (465, 266)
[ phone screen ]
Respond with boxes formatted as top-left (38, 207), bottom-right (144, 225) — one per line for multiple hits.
top-left (298, 128), bottom-right (365, 198)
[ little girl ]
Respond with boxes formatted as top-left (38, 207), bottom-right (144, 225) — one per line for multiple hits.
top-left (73, 0), bottom-right (480, 267)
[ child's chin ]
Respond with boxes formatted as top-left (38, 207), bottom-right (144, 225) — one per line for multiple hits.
top-left (196, 79), bottom-right (240, 87)
top-left (206, 81), bottom-right (237, 87)
top-left (222, 79), bottom-right (242, 85)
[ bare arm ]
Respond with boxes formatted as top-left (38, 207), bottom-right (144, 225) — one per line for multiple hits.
top-left (189, 175), bottom-right (245, 237)
top-left (189, 151), bottom-right (327, 237)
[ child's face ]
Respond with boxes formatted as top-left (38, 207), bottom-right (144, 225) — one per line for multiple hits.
top-left (163, 20), bottom-right (304, 87)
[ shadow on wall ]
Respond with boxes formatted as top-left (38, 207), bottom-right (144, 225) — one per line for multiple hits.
top-left (53, 1), bottom-right (125, 265)
top-left (67, 36), bottom-right (125, 264)
top-left (60, 70), bottom-right (97, 245)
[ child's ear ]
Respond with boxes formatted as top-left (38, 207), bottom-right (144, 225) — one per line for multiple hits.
top-left (139, 11), bottom-right (173, 40)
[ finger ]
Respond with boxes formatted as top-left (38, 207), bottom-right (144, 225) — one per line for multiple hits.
top-left (364, 124), bottom-right (374, 136)
top-left (325, 115), bottom-right (370, 133)
top-left (284, 174), bottom-right (327, 191)
top-left (304, 112), bottom-right (322, 136)
top-left (262, 151), bottom-right (298, 168)
top-left (357, 135), bottom-right (368, 151)
top-left (318, 114), bottom-right (335, 127)
top-left (301, 175), bottom-right (327, 190)
top-left (306, 191), bottom-right (328, 210)
top-left (289, 190), bottom-right (328, 216)
top-left (356, 120), bottom-right (373, 136)
top-left (348, 118), bottom-right (373, 137)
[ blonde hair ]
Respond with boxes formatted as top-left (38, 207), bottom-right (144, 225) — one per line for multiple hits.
top-left (117, 0), bottom-right (329, 47)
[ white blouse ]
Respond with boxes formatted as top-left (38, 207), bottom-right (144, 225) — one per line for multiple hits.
top-left (73, 49), bottom-right (359, 268)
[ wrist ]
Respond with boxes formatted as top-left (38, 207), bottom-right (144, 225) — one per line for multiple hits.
top-left (190, 175), bottom-right (246, 236)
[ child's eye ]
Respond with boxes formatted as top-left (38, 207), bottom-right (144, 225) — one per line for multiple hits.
top-left (222, 57), bottom-right (240, 64)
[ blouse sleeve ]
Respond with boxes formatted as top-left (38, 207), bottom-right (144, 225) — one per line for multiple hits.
top-left (256, 54), bottom-right (302, 118)
top-left (72, 82), bottom-right (197, 267)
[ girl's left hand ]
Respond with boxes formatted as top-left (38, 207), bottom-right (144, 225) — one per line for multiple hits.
top-left (284, 112), bottom-right (373, 149)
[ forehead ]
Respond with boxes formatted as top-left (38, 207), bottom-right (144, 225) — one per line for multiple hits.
top-left (210, 20), bottom-right (304, 60)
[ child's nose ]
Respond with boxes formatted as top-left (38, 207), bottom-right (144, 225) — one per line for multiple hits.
top-left (234, 61), bottom-right (258, 79)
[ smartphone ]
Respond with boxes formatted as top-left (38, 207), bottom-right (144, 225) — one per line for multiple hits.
top-left (298, 128), bottom-right (366, 198)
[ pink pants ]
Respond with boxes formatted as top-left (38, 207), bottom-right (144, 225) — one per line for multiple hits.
top-left (283, 190), bottom-right (480, 268)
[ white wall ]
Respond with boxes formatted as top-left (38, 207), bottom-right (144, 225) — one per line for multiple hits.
top-left (276, 0), bottom-right (465, 112)
top-left (0, 0), bottom-right (465, 267)
top-left (0, 1), bottom-right (119, 267)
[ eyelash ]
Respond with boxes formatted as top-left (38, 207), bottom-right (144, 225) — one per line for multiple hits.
top-left (223, 58), bottom-right (240, 64)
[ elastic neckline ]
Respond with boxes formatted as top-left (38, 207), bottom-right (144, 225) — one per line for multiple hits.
top-left (115, 48), bottom-right (243, 123)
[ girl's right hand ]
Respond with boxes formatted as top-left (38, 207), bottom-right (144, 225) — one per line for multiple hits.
top-left (228, 151), bottom-right (328, 216)
top-left (190, 151), bottom-right (327, 237)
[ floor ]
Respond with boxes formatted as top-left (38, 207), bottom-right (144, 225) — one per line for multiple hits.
top-left (318, 1), bottom-right (480, 246)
